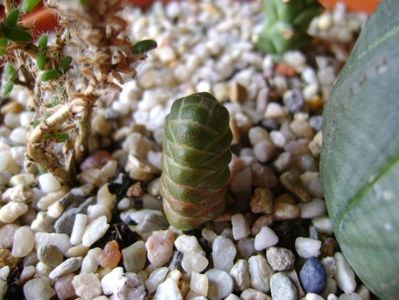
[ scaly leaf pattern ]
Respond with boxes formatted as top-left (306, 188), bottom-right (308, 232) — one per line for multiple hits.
top-left (161, 92), bottom-right (232, 230)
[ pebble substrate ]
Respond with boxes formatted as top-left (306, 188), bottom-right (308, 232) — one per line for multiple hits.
top-left (0, 1), bottom-right (372, 300)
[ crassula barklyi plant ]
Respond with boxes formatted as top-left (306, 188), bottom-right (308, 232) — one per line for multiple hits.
top-left (0, 0), bottom-right (156, 185)
top-left (161, 92), bottom-right (233, 230)
top-left (257, 0), bottom-right (322, 54)
top-left (321, 0), bottom-right (399, 298)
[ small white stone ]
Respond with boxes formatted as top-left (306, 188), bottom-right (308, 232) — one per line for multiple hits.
top-left (0, 265), bottom-right (9, 279)
top-left (230, 259), bottom-right (251, 291)
top-left (97, 184), bottom-right (117, 209)
top-left (10, 127), bottom-right (27, 144)
top-left (9, 173), bottom-right (35, 186)
top-left (312, 216), bottom-right (333, 235)
top-left (248, 255), bottom-right (273, 293)
top-left (295, 237), bottom-right (321, 258)
top-left (334, 252), bottom-right (356, 294)
top-left (0, 202), bottom-right (28, 223)
top-left (35, 232), bottom-right (72, 255)
top-left (284, 51), bottom-right (306, 71)
top-left (182, 252), bottom-right (209, 274)
top-left (157, 46), bottom-right (177, 64)
top-left (174, 235), bottom-right (205, 255)
top-left (31, 211), bottom-right (53, 233)
top-left (254, 226), bottom-right (279, 251)
top-left (70, 214), bottom-right (88, 245)
top-left (299, 199), bottom-right (326, 219)
top-left (38, 173), bottom-right (61, 193)
top-left (225, 294), bottom-right (241, 300)
top-left (212, 236), bottom-right (236, 272)
top-left (145, 267), bottom-right (169, 293)
top-left (117, 197), bottom-right (131, 211)
top-left (73, 273), bottom-right (102, 300)
top-left (190, 272), bottom-right (208, 296)
top-left (270, 131), bottom-right (287, 148)
top-left (12, 226), bottom-right (34, 257)
top-left (264, 102), bottom-right (288, 119)
top-left (206, 268), bottom-right (234, 300)
top-left (240, 288), bottom-right (270, 300)
top-left (153, 278), bottom-right (183, 300)
top-left (82, 216), bottom-right (109, 247)
top-left (47, 201), bottom-right (64, 219)
top-left (270, 272), bottom-right (297, 300)
top-left (4, 113), bottom-right (20, 128)
top-left (20, 111), bottom-right (35, 127)
top-left (303, 292), bottom-right (324, 300)
top-left (253, 140), bottom-right (275, 163)
top-left (49, 257), bottom-right (83, 280)
top-left (87, 203), bottom-right (112, 222)
top-left (101, 267), bottom-right (123, 295)
top-left (248, 127), bottom-right (270, 146)
top-left (0, 150), bottom-right (13, 172)
top-left (202, 228), bottom-right (218, 244)
top-left (122, 241), bottom-right (147, 273)
top-left (2, 184), bottom-right (33, 203)
top-left (81, 247), bottom-right (102, 274)
top-left (37, 189), bottom-right (67, 210)
top-left (231, 214), bottom-right (250, 240)
top-left (24, 277), bottom-right (55, 300)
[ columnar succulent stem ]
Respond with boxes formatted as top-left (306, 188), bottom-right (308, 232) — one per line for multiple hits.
top-left (161, 92), bottom-right (233, 230)
top-left (257, 0), bottom-right (321, 54)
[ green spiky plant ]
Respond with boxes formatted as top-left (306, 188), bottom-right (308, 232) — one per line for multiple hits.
top-left (0, 0), bottom-right (156, 185)
top-left (321, 0), bottom-right (399, 298)
top-left (161, 92), bottom-right (233, 230)
top-left (257, 0), bottom-right (322, 54)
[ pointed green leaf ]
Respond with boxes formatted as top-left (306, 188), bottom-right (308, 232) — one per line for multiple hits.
top-left (37, 51), bottom-right (46, 70)
top-left (132, 39), bottom-right (157, 54)
top-left (58, 56), bottom-right (72, 73)
top-left (41, 69), bottom-right (61, 81)
top-left (4, 63), bottom-right (17, 81)
top-left (4, 9), bottom-right (20, 27)
top-left (22, 0), bottom-right (42, 13)
top-left (0, 24), bottom-right (32, 42)
top-left (0, 38), bottom-right (8, 47)
top-left (2, 81), bottom-right (14, 96)
top-left (38, 34), bottom-right (48, 50)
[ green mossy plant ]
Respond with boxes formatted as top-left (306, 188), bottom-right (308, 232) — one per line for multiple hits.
top-left (321, 0), bottom-right (399, 298)
top-left (257, 0), bottom-right (321, 54)
top-left (161, 92), bottom-right (233, 230)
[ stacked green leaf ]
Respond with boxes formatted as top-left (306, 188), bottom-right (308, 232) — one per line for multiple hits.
top-left (257, 0), bottom-right (321, 54)
top-left (161, 92), bottom-right (232, 230)
top-left (321, 0), bottom-right (399, 298)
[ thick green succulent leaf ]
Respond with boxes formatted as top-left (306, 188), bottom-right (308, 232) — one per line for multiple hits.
top-left (257, 0), bottom-right (321, 54)
top-left (321, 1), bottom-right (399, 298)
top-left (41, 69), bottom-right (61, 81)
top-left (38, 34), bottom-right (48, 50)
top-left (2, 81), bottom-right (14, 96)
top-left (161, 92), bottom-right (232, 230)
top-left (4, 9), bottom-right (20, 27)
top-left (22, 0), bottom-right (42, 13)
top-left (58, 56), bottom-right (72, 73)
top-left (37, 52), bottom-right (46, 70)
top-left (0, 24), bottom-right (31, 42)
top-left (132, 39), bottom-right (157, 54)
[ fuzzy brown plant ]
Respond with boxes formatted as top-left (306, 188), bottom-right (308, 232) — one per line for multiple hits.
top-left (2, 0), bottom-right (153, 185)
